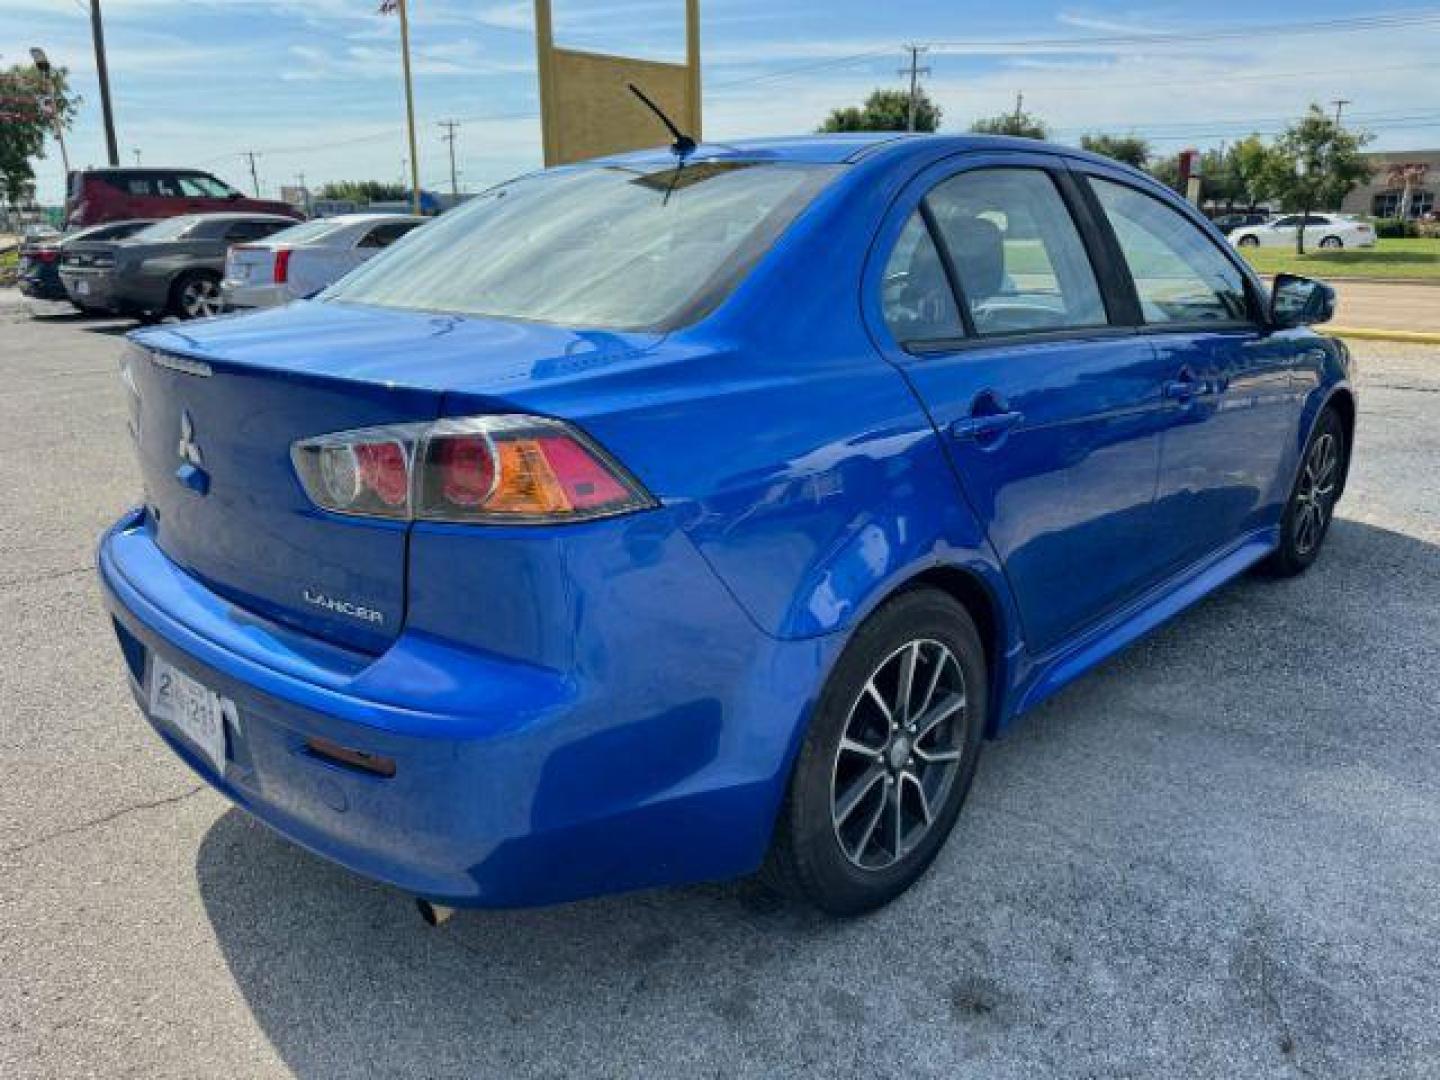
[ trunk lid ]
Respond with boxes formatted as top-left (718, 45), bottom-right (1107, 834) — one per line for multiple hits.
top-left (127, 301), bottom-right (663, 653)
top-left (225, 244), bottom-right (280, 285)
top-left (60, 239), bottom-right (120, 271)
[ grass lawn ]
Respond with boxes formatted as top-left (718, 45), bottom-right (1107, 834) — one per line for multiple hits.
top-left (1239, 238), bottom-right (1440, 281)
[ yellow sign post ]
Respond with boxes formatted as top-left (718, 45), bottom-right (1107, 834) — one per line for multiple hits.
top-left (533, 0), bottom-right (701, 166)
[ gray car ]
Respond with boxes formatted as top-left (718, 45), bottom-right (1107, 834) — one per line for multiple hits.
top-left (59, 212), bottom-right (297, 321)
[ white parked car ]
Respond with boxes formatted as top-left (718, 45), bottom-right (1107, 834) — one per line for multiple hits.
top-left (222, 213), bottom-right (426, 309)
top-left (1229, 213), bottom-right (1375, 250)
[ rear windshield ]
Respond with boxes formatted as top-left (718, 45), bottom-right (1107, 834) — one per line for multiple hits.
top-left (262, 220), bottom-right (348, 246)
top-left (132, 217), bottom-right (199, 241)
top-left (322, 161), bottom-right (840, 331)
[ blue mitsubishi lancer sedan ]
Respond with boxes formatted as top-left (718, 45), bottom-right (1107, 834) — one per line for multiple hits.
top-left (99, 135), bottom-right (1353, 917)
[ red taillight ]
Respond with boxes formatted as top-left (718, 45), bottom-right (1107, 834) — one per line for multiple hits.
top-left (34, 248), bottom-right (59, 263)
top-left (274, 248), bottom-right (292, 284)
top-left (435, 435), bottom-right (496, 508)
top-left (291, 416), bottom-right (655, 524)
top-left (532, 434), bottom-right (631, 510)
top-left (354, 441), bottom-right (409, 508)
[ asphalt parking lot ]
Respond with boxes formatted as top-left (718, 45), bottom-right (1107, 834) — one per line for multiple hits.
top-left (1, 289), bottom-right (1437, 1079)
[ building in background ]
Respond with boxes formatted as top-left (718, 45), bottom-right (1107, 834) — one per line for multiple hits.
top-left (1341, 150), bottom-right (1440, 219)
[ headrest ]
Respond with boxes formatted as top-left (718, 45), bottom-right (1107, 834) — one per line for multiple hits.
top-left (948, 216), bottom-right (1005, 301)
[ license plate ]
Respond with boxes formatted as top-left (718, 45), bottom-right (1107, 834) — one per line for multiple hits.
top-left (75, 278), bottom-right (90, 296)
top-left (149, 656), bottom-right (233, 775)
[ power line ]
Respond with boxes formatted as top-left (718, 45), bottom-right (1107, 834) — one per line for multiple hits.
top-left (710, 10), bottom-right (1440, 93)
top-left (928, 9), bottom-right (1440, 51)
top-left (921, 60), bottom-right (1435, 98)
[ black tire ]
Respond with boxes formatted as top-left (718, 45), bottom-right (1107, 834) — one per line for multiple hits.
top-left (1319, 236), bottom-right (1344, 249)
top-left (1262, 407), bottom-right (1346, 577)
top-left (168, 271), bottom-right (224, 320)
top-left (1237, 235), bottom-right (1260, 248)
top-left (763, 588), bottom-right (986, 916)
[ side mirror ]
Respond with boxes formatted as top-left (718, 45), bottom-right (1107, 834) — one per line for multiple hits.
top-left (1270, 273), bottom-right (1336, 329)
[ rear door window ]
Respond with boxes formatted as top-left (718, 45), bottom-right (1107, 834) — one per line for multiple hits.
top-left (358, 220), bottom-right (422, 248)
top-left (224, 220), bottom-right (287, 243)
top-left (1090, 178), bottom-right (1251, 325)
top-left (881, 213), bottom-right (964, 346)
top-left (924, 168), bottom-right (1107, 336)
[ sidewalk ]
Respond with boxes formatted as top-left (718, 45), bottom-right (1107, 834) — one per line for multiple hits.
top-left (1333, 281), bottom-right (1439, 335)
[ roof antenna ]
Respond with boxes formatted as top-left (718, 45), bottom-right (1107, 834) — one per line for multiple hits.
top-left (627, 83), bottom-right (696, 158)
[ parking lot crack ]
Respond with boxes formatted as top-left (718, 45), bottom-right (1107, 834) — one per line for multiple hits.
top-left (0, 565), bottom-right (93, 591)
top-left (0, 784), bottom-right (207, 860)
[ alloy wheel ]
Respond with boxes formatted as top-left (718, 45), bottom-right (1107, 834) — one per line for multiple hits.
top-left (830, 638), bottom-right (968, 871)
top-left (1294, 430), bottom-right (1339, 556)
top-left (182, 278), bottom-right (223, 319)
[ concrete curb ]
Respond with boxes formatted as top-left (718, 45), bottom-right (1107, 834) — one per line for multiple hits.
top-left (1329, 326), bottom-right (1440, 345)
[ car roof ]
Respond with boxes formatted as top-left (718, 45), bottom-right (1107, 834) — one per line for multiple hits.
top-left (591, 133), bottom-right (1132, 170)
top-left (172, 212), bottom-right (297, 223)
top-left (311, 213), bottom-right (427, 225)
top-left (79, 166), bottom-right (218, 174)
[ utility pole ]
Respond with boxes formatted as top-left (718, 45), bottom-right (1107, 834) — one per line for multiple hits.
top-left (242, 151), bottom-right (261, 196)
top-left (88, 0), bottom-right (119, 165)
top-left (389, 0), bottom-right (423, 215)
top-left (1013, 91), bottom-right (1025, 128)
top-left (898, 45), bottom-right (930, 133)
top-left (132, 148), bottom-right (140, 166)
top-left (1331, 98), bottom-right (1351, 128)
top-left (296, 171), bottom-right (308, 215)
top-left (438, 120), bottom-right (460, 196)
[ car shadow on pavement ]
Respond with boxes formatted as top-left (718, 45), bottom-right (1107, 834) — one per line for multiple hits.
top-left (193, 518), bottom-right (1440, 1078)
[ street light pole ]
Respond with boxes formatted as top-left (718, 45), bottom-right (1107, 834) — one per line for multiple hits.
top-left (88, 0), bottom-right (120, 166)
top-left (27, 48), bottom-right (71, 177)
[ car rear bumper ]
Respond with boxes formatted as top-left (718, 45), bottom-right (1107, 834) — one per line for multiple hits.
top-left (98, 508), bottom-right (820, 907)
top-left (60, 269), bottom-right (130, 312)
top-left (19, 273), bottom-right (68, 302)
top-left (221, 280), bottom-right (289, 309)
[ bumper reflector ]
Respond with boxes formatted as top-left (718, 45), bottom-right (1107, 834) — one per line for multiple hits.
top-left (305, 737), bottom-right (397, 778)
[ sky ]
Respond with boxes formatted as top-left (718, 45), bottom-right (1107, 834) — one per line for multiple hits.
top-left (5, 0), bottom-right (1440, 204)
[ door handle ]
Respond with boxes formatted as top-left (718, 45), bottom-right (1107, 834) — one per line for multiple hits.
top-left (949, 410), bottom-right (1024, 441)
top-left (1163, 368), bottom-right (1201, 402)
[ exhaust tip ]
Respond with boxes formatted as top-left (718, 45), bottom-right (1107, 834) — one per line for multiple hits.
top-left (416, 898), bottom-right (455, 927)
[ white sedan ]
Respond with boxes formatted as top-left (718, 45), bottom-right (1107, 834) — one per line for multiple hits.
top-left (222, 213), bottom-right (427, 309)
top-left (1229, 213), bottom-right (1375, 250)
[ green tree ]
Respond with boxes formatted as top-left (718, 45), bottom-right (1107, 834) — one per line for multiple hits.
top-left (1250, 105), bottom-right (1373, 253)
top-left (1080, 133), bottom-right (1150, 168)
top-left (0, 62), bottom-right (77, 206)
top-left (316, 180), bottom-right (410, 203)
top-left (818, 88), bottom-right (941, 133)
top-left (1147, 154), bottom-right (1183, 195)
top-left (970, 109), bottom-right (1048, 140)
top-left (1228, 135), bottom-right (1274, 208)
top-left (1196, 145), bottom-right (1243, 209)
